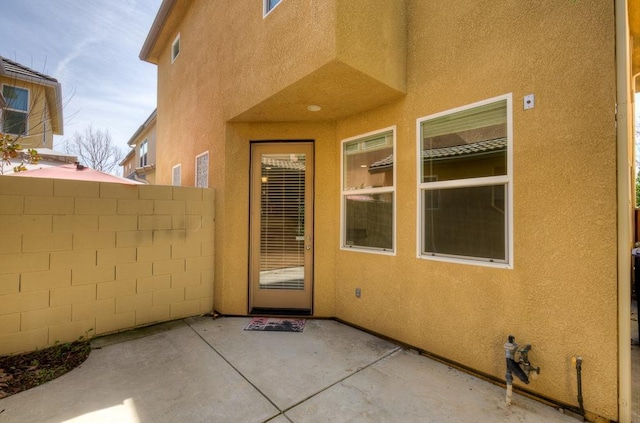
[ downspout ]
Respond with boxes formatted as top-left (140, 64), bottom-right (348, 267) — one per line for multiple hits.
top-left (615, 1), bottom-right (633, 422)
top-left (42, 100), bottom-right (47, 147)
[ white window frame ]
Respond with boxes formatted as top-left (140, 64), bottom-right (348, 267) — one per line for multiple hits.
top-left (139, 139), bottom-right (148, 167)
top-left (195, 151), bottom-right (209, 188)
top-left (416, 93), bottom-right (513, 268)
top-left (1, 84), bottom-right (29, 136)
top-left (263, 0), bottom-right (282, 17)
top-left (172, 164), bottom-right (181, 186)
top-left (171, 33), bottom-right (181, 63)
top-left (340, 126), bottom-right (396, 255)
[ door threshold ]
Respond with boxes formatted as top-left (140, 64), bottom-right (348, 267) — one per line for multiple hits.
top-left (250, 308), bottom-right (312, 317)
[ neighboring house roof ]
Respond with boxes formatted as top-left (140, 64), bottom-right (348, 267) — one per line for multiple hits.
top-left (0, 56), bottom-right (64, 135)
top-left (119, 147), bottom-right (135, 166)
top-left (1, 57), bottom-right (59, 83)
top-left (262, 156), bottom-right (306, 171)
top-left (421, 137), bottom-right (507, 160)
top-left (127, 108), bottom-right (157, 147)
top-left (367, 138), bottom-right (507, 171)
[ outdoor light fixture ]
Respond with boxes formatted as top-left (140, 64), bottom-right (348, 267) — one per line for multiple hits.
top-left (307, 105), bottom-right (322, 112)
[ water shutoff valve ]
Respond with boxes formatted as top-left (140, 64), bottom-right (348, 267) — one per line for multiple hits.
top-left (504, 335), bottom-right (541, 406)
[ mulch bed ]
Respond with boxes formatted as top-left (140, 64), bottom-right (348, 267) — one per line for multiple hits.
top-left (0, 341), bottom-right (91, 399)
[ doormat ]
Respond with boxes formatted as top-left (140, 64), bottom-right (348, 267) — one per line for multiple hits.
top-left (244, 317), bottom-right (306, 333)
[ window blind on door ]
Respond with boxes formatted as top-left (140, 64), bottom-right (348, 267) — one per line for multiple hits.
top-left (259, 154), bottom-right (306, 290)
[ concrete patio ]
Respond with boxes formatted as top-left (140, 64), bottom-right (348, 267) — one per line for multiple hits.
top-left (0, 317), bottom-right (582, 423)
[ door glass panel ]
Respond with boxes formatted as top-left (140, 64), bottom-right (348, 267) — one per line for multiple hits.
top-left (259, 153), bottom-right (306, 290)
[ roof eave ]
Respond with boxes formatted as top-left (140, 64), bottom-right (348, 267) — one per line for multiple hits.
top-left (1, 59), bottom-right (64, 135)
top-left (127, 109), bottom-right (157, 146)
top-left (119, 148), bottom-right (136, 166)
top-left (140, 0), bottom-right (177, 63)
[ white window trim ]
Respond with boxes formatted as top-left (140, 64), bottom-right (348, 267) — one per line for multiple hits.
top-left (172, 164), bottom-right (181, 186)
top-left (415, 93), bottom-right (513, 269)
top-left (139, 139), bottom-right (148, 167)
top-left (263, 0), bottom-right (282, 17)
top-left (1, 84), bottom-right (29, 136)
top-left (195, 151), bottom-right (209, 188)
top-left (340, 125), bottom-right (396, 256)
top-left (171, 33), bottom-right (181, 63)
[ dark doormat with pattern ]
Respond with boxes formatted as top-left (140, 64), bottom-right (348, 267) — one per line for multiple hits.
top-left (244, 317), bottom-right (306, 332)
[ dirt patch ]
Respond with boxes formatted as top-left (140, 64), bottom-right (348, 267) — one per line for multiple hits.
top-left (0, 341), bottom-right (91, 399)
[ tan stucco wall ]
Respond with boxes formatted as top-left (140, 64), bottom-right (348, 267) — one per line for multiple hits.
top-left (1, 77), bottom-right (56, 149)
top-left (0, 176), bottom-right (214, 355)
top-left (147, 0), bottom-right (619, 419)
top-left (332, 1), bottom-right (617, 418)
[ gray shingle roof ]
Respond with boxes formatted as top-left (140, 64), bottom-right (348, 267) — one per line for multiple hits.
top-left (422, 137), bottom-right (507, 159)
top-left (262, 157), bottom-right (306, 171)
top-left (368, 155), bottom-right (393, 170)
top-left (0, 57), bottom-right (59, 83)
top-left (368, 137), bottom-right (507, 171)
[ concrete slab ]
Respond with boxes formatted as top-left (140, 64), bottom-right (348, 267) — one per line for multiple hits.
top-left (266, 415), bottom-right (292, 423)
top-left (0, 321), bottom-right (278, 423)
top-left (285, 349), bottom-right (577, 423)
top-left (186, 316), bottom-right (401, 410)
top-left (0, 317), bottom-right (588, 423)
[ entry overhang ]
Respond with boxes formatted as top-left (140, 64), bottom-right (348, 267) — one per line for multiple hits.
top-left (229, 60), bottom-right (405, 122)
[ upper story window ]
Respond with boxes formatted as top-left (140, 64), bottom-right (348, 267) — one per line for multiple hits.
top-left (341, 127), bottom-right (395, 254)
top-left (195, 151), bottom-right (209, 188)
top-left (2, 85), bottom-right (29, 135)
top-left (172, 164), bottom-right (181, 186)
top-left (263, 0), bottom-right (282, 17)
top-left (171, 34), bottom-right (181, 63)
top-left (139, 139), bottom-right (148, 167)
top-left (417, 94), bottom-right (513, 267)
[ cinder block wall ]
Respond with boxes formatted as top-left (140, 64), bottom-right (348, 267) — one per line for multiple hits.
top-left (0, 177), bottom-right (214, 355)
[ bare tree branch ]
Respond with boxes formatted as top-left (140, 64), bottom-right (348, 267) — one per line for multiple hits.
top-left (62, 125), bottom-right (123, 173)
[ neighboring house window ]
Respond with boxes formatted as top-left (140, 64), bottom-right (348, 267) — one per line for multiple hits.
top-left (139, 139), bottom-right (148, 167)
top-left (172, 164), bottom-right (181, 186)
top-left (171, 34), bottom-right (180, 63)
top-left (417, 94), bottom-right (513, 267)
top-left (341, 127), bottom-right (395, 253)
top-left (195, 152), bottom-right (209, 188)
top-left (2, 85), bottom-right (28, 135)
top-left (263, 0), bottom-right (282, 16)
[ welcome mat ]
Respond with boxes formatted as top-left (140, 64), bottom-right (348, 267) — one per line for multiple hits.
top-left (244, 317), bottom-right (306, 333)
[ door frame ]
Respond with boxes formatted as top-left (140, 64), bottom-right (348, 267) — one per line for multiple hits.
top-left (248, 141), bottom-right (314, 315)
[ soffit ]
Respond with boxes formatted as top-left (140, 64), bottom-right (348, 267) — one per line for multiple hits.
top-left (229, 60), bottom-right (405, 122)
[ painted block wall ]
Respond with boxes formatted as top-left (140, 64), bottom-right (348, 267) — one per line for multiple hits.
top-left (0, 176), bottom-right (214, 355)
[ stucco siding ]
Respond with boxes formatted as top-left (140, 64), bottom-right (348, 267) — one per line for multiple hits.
top-left (147, 0), bottom-right (619, 419)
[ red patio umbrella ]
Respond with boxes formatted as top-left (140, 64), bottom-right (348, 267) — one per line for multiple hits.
top-left (10, 163), bottom-right (142, 185)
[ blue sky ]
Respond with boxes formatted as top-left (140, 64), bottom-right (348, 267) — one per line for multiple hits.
top-left (0, 0), bottom-right (163, 156)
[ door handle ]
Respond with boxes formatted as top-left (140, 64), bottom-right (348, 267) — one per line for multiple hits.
top-left (305, 246), bottom-right (311, 250)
